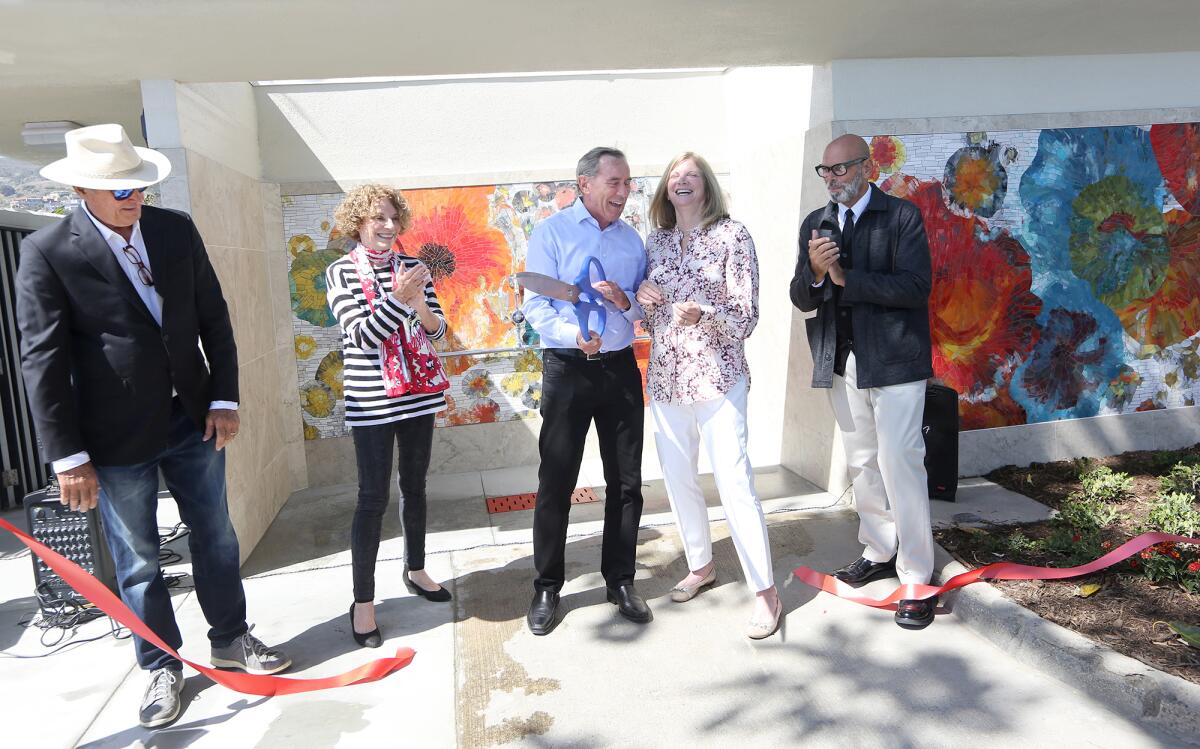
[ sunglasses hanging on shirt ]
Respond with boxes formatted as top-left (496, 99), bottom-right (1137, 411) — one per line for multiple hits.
top-left (121, 244), bottom-right (154, 286)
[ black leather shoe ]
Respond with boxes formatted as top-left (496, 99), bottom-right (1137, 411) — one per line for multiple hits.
top-left (895, 598), bottom-right (936, 630)
top-left (833, 556), bottom-right (896, 584)
top-left (404, 565), bottom-right (452, 603)
top-left (527, 590), bottom-right (560, 636)
top-left (349, 603), bottom-right (382, 649)
top-left (606, 584), bottom-right (652, 623)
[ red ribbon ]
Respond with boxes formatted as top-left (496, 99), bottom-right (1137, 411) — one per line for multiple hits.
top-left (793, 532), bottom-right (1200, 610)
top-left (0, 517), bottom-right (414, 695)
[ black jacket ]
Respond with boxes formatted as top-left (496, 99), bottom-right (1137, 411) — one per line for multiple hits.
top-left (790, 184), bottom-right (933, 389)
top-left (16, 205), bottom-right (238, 466)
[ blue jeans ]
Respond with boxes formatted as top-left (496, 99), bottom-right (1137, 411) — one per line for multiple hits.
top-left (94, 398), bottom-right (247, 671)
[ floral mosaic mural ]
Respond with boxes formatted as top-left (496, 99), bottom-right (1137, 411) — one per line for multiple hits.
top-left (867, 124), bottom-right (1200, 430)
top-left (284, 178), bottom-right (659, 439)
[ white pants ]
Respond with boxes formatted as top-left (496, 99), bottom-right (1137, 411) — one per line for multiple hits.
top-left (831, 353), bottom-right (935, 585)
top-left (651, 377), bottom-right (774, 592)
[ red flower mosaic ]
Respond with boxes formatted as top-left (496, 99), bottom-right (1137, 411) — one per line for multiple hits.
top-left (907, 180), bottom-right (1042, 429)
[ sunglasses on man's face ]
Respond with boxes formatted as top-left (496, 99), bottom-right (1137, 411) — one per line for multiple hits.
top-left (111, 187), bottom-right (148, 201)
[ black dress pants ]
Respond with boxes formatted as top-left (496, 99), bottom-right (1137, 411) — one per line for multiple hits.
top-left (533, 347), bottom-right (644, 593)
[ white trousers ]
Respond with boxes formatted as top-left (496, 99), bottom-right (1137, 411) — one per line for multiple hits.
top-left (831, 353), bottom-right (935, 585)
top-left (651, 377), bottom-right (774, 592)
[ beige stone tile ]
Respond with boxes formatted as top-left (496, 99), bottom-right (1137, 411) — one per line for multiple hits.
top-left (287, 440), bottom-right (309, 493)
top-left (241, 354), bottom-right (286, 474)
top-left (234, 471), bottom-right (270, 565)
top-left (186, 150), bottom-right (267, 251)
top-left (235, 171), bottom-right (265, 251)
top-left (223, 438), bottom-right (256, 543)
top-left (275, 346), bottom-right (304, 446)
top-left (205, 244), bottom-right (239, 298)
top-left (259, 373), bottom-right (288, 469)
top-left (202, 245), bottom-right (241, 356)
top-left (260, 182), bottom-right (284, 251)
top-left (184, 150), bottom-right (227, 246)
top-left (267, 243), bottom-right (293, 350)
top-left (229, 248), bottom-right (274, 363)
top-left (240, 452), bottom-right (293, 556)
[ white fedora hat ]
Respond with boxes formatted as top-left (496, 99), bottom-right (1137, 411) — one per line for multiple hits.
top-left (39, 123), bottom-right (171, 189)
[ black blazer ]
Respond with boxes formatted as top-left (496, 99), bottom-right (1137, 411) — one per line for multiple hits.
top-left (790, 184), bottom-right (933, 389)
top-left (16, 205), bottom-right (238, 466)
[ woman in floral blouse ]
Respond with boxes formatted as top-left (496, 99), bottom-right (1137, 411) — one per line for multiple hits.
top-left (636, 152), bottom-right (781, 639)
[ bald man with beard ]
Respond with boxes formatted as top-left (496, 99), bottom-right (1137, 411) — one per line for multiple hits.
top-left (790, 134), bottom-right (938, 629)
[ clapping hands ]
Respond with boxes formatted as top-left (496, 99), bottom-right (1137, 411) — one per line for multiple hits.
top-left (392, 262), bottom-right (432, 306)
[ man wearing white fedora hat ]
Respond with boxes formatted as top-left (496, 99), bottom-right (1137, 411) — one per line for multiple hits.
top-left (16, 124), bottom-right (292, 729)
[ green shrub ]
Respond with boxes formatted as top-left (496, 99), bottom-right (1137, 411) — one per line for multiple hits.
top-left (1145, 492), bottom-right (1200, 538)
top-left (1078, 465), bottom-right (1134, 503)
top-left (1159, 462), bottom-right (1200, 499)
top-left (1059, 494), bottom-right (1122, 531)
top-left (1003, 530), bottom-right (1040, 556)
top-left (1043, 525), bottom-right (1105, 567)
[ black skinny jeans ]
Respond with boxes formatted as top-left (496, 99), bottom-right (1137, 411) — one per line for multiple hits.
top-left (350, 414), bottom-right (435, 603)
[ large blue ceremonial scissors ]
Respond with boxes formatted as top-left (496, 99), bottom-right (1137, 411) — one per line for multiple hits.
top-left (515, 256), bottom-right (608, 343)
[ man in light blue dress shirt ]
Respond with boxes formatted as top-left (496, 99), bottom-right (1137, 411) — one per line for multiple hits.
top-left (522, 146), bottom-right (650, 635)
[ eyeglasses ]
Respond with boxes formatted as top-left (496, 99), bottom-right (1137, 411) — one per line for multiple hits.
top-left (121, 244), bottom-right (154, 286)
top-left (111, 187), bottom-right (147, 201)
top-left (814, 157), bottom-right (868, 178)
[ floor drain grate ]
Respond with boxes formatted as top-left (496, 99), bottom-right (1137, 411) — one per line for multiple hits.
top-left (485, 487), bottom-right (600, 514)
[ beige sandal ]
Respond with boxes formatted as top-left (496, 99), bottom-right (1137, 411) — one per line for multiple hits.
top-left (746, 598), bottom-right (783, 640)
top-left (669, 567), bottom-right (717, 602)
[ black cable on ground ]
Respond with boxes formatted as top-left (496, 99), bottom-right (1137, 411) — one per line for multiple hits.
top-left (1, 521), bottom-right (194, 657)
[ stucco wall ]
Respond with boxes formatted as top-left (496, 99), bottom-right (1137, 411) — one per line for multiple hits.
top-left (830, 53), bottom-right (1200, 122)
top-left (256, 73), bottom-right (731, 188)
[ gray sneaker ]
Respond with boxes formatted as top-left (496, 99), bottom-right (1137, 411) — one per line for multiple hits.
top-left (210, 631), bottom-right (292, 674)
top-left (139, 666), bottom-right (183, 728)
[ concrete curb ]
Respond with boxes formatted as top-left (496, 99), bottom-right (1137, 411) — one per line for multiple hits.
top-left (935, 545), bottom-right (1200, 745)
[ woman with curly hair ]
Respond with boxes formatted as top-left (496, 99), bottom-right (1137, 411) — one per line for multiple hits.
top-left (636, 153), bottom-right (780, 639)
top-left (325, 185), bottom-right (452, 649)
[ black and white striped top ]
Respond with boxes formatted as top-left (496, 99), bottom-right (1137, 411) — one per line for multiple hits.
top-left (325, 253), bottom-right (448, 427)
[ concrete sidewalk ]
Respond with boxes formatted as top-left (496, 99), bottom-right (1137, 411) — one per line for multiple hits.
top-left (0, 465), bottom-right (1185, 748)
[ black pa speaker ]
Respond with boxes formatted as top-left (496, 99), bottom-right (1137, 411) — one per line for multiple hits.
top-left (923, 383), bottom-right (959, 501)
top-left (24, 483), bottom-right (118, 608)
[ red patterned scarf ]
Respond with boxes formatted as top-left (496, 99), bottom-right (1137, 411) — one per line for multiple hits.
top-left (349, 244), bottom-right (450, 397)
top-left (350, 245), bottom-right (411, 397)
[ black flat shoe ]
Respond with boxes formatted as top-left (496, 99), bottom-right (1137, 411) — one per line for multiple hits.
top-left (527, 590), bottom-right (560, 636)
top-left (349, 603), bottom-right (382, 648)
top-left (404, 566), bottom-right (452, 603)
top-left (895, 598), bottom-right (936, 630)
top-left (606, 584), bottom-right (652, 624)
top-left (833, 556), bottom-right (896, 585)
